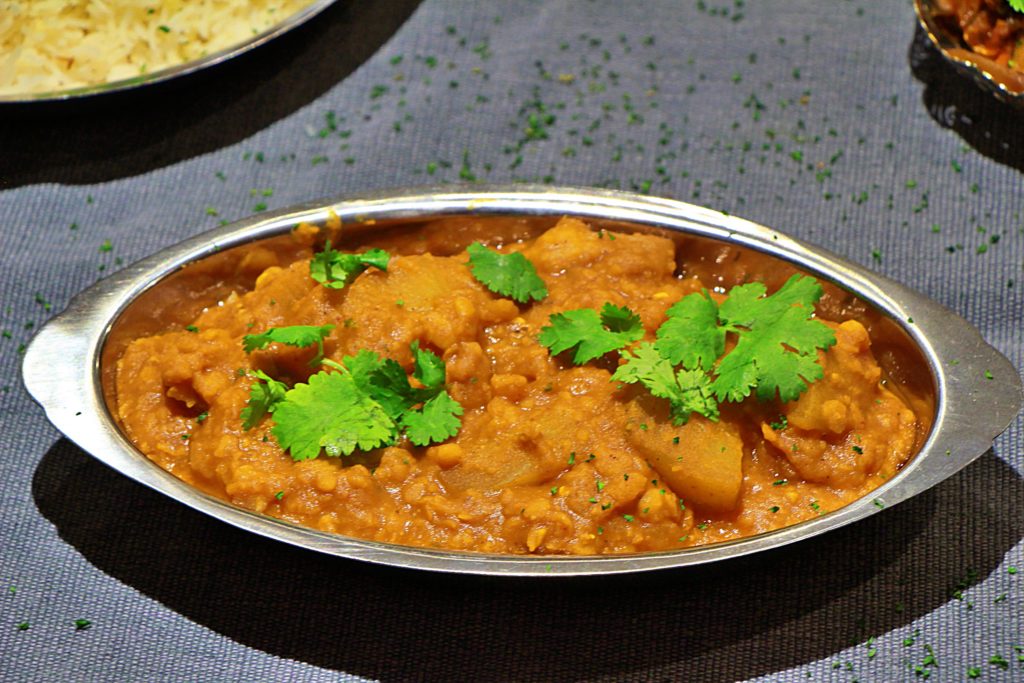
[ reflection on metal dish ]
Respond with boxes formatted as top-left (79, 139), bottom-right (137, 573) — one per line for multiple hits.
top-left (21, 187), bottom-right (1023, 576)
top-left (914, 0), bottom-right (1024, 106)
top-left (0, 0), bottom-right (337, 104)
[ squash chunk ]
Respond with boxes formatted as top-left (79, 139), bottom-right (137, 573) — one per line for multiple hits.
top-left (626, 400), bottom-right (744, 513)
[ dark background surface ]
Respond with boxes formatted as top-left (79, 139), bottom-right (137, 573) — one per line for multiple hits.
top-left (7, 5), bottom-right (1024, 187)
top-left (0, 0), bottom-right (423, 189)
top-left (1, 2), bottom-right (1022, 681)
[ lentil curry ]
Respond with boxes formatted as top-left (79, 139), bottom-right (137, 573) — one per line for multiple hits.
top-left (935, 0), bottom-right (1024, 72)
top-left (108, 215), bottom-right (932, 555)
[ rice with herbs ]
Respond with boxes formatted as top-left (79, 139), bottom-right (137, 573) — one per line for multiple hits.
top-left (0, 0), bottom-right (317, 96)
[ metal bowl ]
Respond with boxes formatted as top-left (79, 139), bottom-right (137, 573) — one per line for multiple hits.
top-left (21, 186), bottom-right (1023, 576)
top-left (914, 0), bottom-right (1024, 105)
top-left (0, 0), bottom-right (337, 104)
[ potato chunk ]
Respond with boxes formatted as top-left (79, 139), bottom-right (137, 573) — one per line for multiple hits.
top-left (626, 399), bottom-right (744, 513)
top-left (762, 320), bottom-right (919, 487)
top-left (334, 254), bottom-right (500, 362)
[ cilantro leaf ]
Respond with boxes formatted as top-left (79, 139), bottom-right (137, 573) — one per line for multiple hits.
top-left (364, 358), bottom-right (418, 420)
top-left (310, 241), bottom-right (390, 289)
top-left (1010, 0), bottom-right (1024, 13)
top-left (338, 345), bottom-right (445, 418)
top-left (612, 343), bottom-right (679, 399)
top-left (411, 341), bottom-right (446, 394)
top-left (606, 274), bottom-right (834, 419)
top-left (718, 275), bottom-right (824, 332)
top-left (240, 370), bottom-right (288, 430)
top-left (338, 349), bottom-right (386, 394)
top-left (242, 324), bottom-right (335, 366)
top-left (613, 343), bottom-right (718, 424)
top-left (654, 290), bottom-right (724, 369)
top-left (401, 391), bottom-right (464, 446)
top-left (466, 242), bottom-right (547, 303)
top-left (600, 303), bottom-right (644, 334)
top-left (674, 367), bottom-right (720, 422)
top-left (713, 301), bottom-right (835, 403)
top-left (539, 303), bottom-right (645, 364)
top-left (712, 274), bottom-right (835, 403)
top-left (270, 371), bottom-right (396, 460)
top-left (264, 342), bottom-right (464, 460)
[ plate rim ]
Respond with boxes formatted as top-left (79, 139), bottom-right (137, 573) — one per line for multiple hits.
top-left (0, 0), bottom-right (339, 104)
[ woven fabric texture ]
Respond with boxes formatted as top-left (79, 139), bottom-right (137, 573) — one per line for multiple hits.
top-left (0, 1), bottom-right (1021, 681)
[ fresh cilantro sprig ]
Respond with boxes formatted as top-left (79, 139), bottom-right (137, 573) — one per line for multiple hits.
top-left (240, 370), bottom-right (288, 430)
top-left (410, 340), bottom-right (447, 394)
top-left (612, 343), bottom-right (719, 424)
top-left (401, 392), bottom-right (464, 446)
top-left (310, 241), bottom-right (390, 289)
top-left (240, 342), bottom-right (463, 459)
top-left (539, 303), bottom-right (644, 364)
top-left (614, 274), bottom-right (835, 421)
top-left (1010, 0), bottom-right (1024, 13)
top-left (242, 324), bottom-right (335, 365)
top-left (653, 291), bottom-right (724, 370)
top-left (466, 242), bottom-right (547, 303)
top-left (270, 372), bottom-right (396, 460)
top-left (706, 275), bottom-right (836, 403)
top-left (329, 342), bottom-right (448, 419)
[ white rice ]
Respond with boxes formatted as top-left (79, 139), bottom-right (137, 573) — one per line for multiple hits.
top-left (0, 0), bottom-right (317, 96)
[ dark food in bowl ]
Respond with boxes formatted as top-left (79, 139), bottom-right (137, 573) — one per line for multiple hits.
top-left (936, 0), bottom-right (1024, 69)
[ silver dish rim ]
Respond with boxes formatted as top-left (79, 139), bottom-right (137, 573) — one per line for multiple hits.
top-left (0, 0), bottom-right (338, 104)
top-left (913, 0), bottom-right (1024, 105)
top-left (21, 185), bottom-right (1023, 576)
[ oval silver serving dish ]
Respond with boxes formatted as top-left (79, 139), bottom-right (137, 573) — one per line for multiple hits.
top-left (22, 186), bottom-right (1022, 576)
top-left (0, 0), bottom-right (337, 104)
top-left (914, 0), bottom-right (1024, 105)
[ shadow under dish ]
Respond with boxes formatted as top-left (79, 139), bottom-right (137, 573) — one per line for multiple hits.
top-left (32, 437), bottom-right (1023, 681)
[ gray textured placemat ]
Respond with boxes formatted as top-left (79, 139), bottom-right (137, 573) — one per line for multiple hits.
top-left (1, 2), bottom-right (1021, 681)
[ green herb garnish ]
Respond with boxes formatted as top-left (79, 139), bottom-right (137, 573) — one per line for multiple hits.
top-left (410, 340), bottom-right (446, 393)
top-left (681, 275), bottom-right (835, 402)
top-left (271, 371), bottom-right (395, 460)
top-left (612, 343), bottom-right (718, 424)
top-left (989, 653), bottom-right (1010, 670)
top-left (466, 242), bottom-right (547, 303)
top-left (240, 370), bottom-right (288, 430)
top-left (539, 303), bottom-right (644, 364)
top-left (268, 370), bottom-right (395, 462)
top-left (400, 392), bottom-right (464, 446)
top-left (242, 344), bottom-right (462, 460)
top-left (310, 241), bottom-right (390, 289)
top-left (609, 274), bottom-right (835, 422)
top-left (242, 324), bottom-right (335, 364)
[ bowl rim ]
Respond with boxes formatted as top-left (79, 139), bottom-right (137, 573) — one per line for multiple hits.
top-left (21, 185), bottom-right (1023, 576)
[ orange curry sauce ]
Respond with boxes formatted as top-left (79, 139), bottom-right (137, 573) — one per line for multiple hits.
top-left (109, 216), bottom-right (932, 555)
top-left (938, 0), bottom-right (1024, 70)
